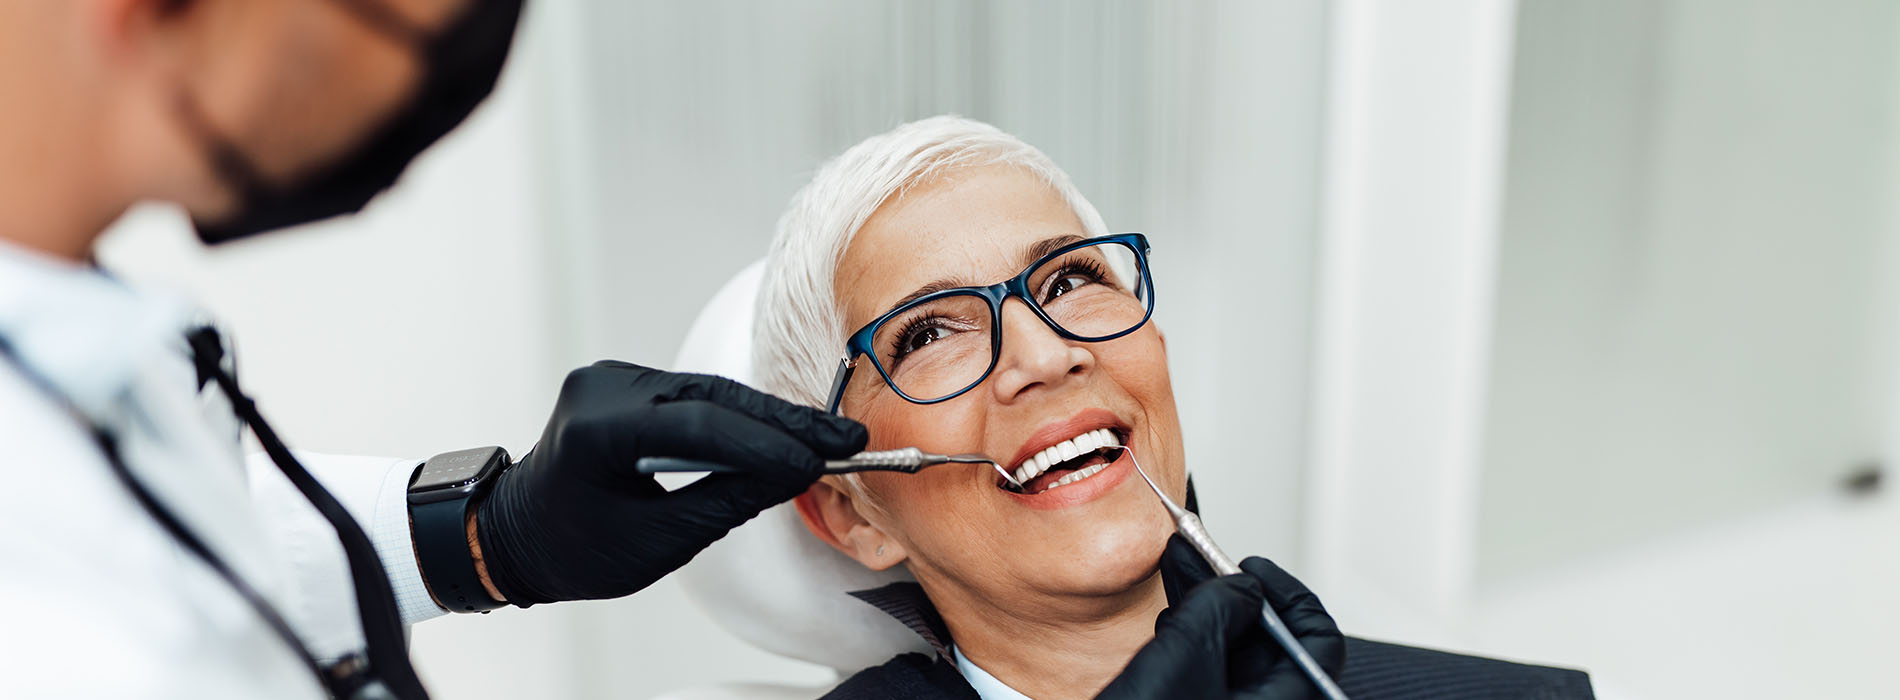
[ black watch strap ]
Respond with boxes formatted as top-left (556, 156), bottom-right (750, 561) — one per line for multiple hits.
top-left (409, 447), bottom-right (510, 613)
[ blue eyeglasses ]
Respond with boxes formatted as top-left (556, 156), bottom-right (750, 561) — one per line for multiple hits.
top-left (825, 233), bottom-right (1154, 413)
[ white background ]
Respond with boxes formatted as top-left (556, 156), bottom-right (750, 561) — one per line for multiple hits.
top-left (95, 1), bottom-right (1900, 698)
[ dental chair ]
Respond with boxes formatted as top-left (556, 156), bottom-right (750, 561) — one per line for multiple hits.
top-left (653, 261), bottom-right (932, 700)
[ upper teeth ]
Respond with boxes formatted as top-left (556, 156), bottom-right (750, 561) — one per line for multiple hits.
top-left (1012, 428), bottom-right (1122, 488)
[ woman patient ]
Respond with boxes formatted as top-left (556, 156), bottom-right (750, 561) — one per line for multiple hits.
top-left (751, 116), bottom-right (1594, 700)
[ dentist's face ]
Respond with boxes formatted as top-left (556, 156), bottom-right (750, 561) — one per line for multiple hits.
top-left (815, 164), bottom-right (1186, 617)
top-left (147, 0), bottom-right (471, 221)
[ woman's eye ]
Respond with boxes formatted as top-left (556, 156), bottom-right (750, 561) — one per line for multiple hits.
top-left (898, 325), bottom-right (951, 357)
top-left (1044, 273), bottom-right (1094, 303)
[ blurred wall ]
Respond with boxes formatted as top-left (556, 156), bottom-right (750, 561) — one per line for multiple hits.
top-left (1302, 3), bottom-right (1900, 698)
top-left (1299, 0), bottom-right (1524, 647)
top-left (1482, 0), bottom-right (1899, 581)
top-left (1460, 2), bottom-right (1900, 697)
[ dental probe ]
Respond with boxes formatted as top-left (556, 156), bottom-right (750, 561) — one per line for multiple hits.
top-left (1120, 447), bottom-right (1351, 700)
top-left (635, 448), bottom-right (1024, 489)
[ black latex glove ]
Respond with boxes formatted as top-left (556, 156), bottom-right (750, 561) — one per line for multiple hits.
top-left (1096, 535), bottom-right (1347, 699)
top-left (474, 361), bottom-right (868, 606)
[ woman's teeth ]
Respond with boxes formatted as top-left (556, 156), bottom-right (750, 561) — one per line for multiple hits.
top-left (1011, 428), bottom-right (1123, 490)
top-left (1042, 462), bottom-right (1109, 491)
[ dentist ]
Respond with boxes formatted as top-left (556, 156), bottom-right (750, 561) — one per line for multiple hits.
top-left (0, 1), bottom-right (1331, 698)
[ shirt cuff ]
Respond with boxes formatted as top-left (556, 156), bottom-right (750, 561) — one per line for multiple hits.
top-left (369, 458), bottom-right (449, 625)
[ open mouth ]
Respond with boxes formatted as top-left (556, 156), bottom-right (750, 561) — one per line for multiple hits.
top-left (1001, 428), bottom-right (1126, 495)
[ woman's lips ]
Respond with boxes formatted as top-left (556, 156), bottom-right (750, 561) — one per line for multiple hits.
top-left (1007, 407), bottom-right (1129, 472)
top-left (1001, 446), bottom-right (1134, 510)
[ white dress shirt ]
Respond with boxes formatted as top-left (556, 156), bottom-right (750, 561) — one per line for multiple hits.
top-left (953, 646), bottom-right (1034, 700)
top-left (0, 239), bottom-right (446, 698)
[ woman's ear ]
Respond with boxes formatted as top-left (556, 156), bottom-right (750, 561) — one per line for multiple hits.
top-left (793, 479), bottom-right (907, 571)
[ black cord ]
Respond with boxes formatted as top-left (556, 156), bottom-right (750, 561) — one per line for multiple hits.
top-left (0, 335), bottom-right (342, 695)
top-left (187, 327), bottom-right (431, 700)
top-left (92, 428), bottom-right (332, 684)
top-left (0, 331), bottom-right (429, 700)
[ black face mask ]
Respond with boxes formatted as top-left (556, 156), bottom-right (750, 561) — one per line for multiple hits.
top-left (182, 0), bottom-right (526, 245)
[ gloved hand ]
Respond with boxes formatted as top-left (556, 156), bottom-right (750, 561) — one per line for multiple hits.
top-left (1095, 535), bottom-right (1347, 699)
top-left (474, 361), bottom-right (868, 606)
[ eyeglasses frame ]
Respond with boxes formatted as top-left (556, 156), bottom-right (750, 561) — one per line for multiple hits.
top-left (824, 233), bottom-right (1154, 413)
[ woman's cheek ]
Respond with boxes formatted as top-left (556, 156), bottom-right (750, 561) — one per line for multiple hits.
top-left (854, 401), bottom-right (906, 450)
top-left (1108, 332), bottom-right (1188, 490)
top-left (873, 477), bottom-right (987, 568)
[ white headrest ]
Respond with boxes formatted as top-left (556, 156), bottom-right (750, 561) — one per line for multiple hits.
top-left (670, 260), bottom-right (931, 673)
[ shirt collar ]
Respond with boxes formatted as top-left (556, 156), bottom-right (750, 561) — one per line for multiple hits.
top-left (849, 582), bottom-right (955, 659)
top-left (0, 238), bottom-right (196, 422)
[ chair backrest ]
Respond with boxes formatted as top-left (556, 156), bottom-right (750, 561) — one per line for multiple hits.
top-left (668, 259), bottom-right (932, 675)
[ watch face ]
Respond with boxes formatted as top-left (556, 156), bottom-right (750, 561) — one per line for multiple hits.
top-left (412, 447), bottom-right (504, 491)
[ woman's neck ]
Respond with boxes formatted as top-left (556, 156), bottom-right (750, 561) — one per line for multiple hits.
top-left (931, 574), bottom-right (1169, 700)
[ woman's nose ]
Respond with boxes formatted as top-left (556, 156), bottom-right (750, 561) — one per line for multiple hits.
top-left (988, 299), bottom-right (1094, 404)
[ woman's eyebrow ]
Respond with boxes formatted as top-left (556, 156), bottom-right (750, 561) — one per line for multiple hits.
top-left (877, 234), bottom-right (1088, 315)
top-left (884, 278), bottom-right (971, 314)
top-left (1021, 234), bottom-right (1087, 268)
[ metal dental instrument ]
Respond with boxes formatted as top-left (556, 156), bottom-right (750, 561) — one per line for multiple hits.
top-left (635, 447), bottom-right (1024, 490)
top-left (1118, 446), bottom-right (1351, 700)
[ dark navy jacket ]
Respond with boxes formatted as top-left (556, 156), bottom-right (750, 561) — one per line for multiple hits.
top-left (824, 583), bottom-right (1594, 700)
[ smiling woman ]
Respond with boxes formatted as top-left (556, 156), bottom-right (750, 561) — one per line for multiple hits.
top-left (751, 116), bottom-right (1596, 700)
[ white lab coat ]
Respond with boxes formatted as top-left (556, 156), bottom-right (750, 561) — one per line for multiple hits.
top-left (0, 239), bottom-right (447, 698)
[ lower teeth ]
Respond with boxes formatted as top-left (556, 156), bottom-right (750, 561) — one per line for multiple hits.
top-left (1038, 462), bottom-right (1108, 494)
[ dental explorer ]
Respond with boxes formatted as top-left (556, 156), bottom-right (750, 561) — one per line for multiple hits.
top-left (1119, 446), bottom-right (1351, 700)
top-left (635, 447), bottom-right (1024, 490)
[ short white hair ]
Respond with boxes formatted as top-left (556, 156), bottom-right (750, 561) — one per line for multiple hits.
top-left (752, 115), bottom-right (1110, 413)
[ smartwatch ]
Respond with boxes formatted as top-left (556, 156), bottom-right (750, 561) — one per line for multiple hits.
top-left (408, 446), bottom-right (511, 613)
